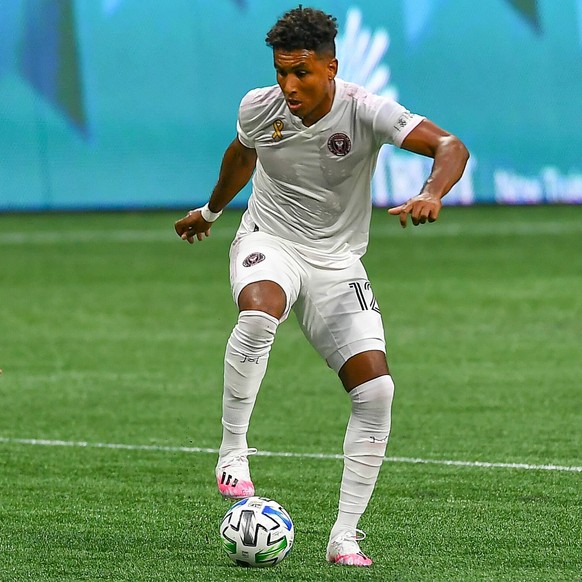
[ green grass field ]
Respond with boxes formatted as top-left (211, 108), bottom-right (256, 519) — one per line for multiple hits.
top-left (1, 206), bottom-right (581, 581)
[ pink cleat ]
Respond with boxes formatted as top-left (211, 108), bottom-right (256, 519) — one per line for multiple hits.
top-left (215, 448), bottom-right (257, 500)
top-left (326, 529), bottom-right (373, 567)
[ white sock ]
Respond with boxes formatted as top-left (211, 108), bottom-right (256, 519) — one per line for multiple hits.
top-left (330, 375), bottom-right (394, 540)
top-left (219, 310), bottom-right (279, 458)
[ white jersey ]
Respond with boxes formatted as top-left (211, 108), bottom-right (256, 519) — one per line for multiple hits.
top-left (236, 78), bottom-right (424, 268)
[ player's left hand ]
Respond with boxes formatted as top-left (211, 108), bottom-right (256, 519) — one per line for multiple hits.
top-left (387, 193), bottom-right (442, 228)
top-left (174, 209), bottom-right (212, 244)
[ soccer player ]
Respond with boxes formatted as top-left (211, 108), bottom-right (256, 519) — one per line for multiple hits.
top-left (175, 6), bottom-right (469, 567)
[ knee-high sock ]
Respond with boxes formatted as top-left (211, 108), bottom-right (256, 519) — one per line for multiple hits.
top-left (219, 310), bottom-right (279, 458)
top-left (330, 375), bottom-right (394, 538)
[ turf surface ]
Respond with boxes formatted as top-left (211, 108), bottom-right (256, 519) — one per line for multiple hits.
top-left (0, 206), bottom-right (580, 580)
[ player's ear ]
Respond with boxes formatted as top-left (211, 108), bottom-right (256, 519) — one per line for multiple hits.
top-left (328, 58), bottom-right (338, 80)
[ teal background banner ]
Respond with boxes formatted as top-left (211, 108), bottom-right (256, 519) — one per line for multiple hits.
top-left (1, 0), bottom-right (581, 211)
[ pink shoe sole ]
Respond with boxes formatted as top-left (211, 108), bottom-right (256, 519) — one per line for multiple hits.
top-left (217, 479), bottom-right (255, 500)
top-left (329, 553), bottom-right (373, 567)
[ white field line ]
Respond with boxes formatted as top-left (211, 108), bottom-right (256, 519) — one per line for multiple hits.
top-left (0, 436), bottom-right (580, 473)
top-left (1, 220), bottom-right (582, 245)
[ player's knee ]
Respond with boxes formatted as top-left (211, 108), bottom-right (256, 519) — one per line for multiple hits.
top-left (231, 310), bottom-right (279, 357)
top-left (347, 376), bottom-right (394, 444)
top-left (237, 281), bottom-right (287, 319)
top-left (376, 375), bottom-right (394, 409)
top-left (352, 375), bottom-right (394, 412)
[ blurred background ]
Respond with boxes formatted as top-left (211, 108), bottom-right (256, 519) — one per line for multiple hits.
top-left (1, 0), bottom-right (581, 212)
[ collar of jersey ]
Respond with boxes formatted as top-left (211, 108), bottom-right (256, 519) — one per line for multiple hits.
top-left (285, 79), bottom-right (343, 136)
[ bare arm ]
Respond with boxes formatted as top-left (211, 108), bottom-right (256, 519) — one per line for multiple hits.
top-left (174, 137), bottom-right (257, 243)
top-left (388, 119), bottom-right (470, 228)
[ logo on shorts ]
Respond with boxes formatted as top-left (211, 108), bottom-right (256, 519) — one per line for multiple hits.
top-left (242, 252), bottom-right (266, 267)
top-left (327, 132), bottom-right (351, 156)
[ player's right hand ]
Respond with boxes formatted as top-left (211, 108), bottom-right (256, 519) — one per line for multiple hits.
top-left (174, 209), bottom-right (212, 244)
top-left (388, 193), bottom-right (442, 228)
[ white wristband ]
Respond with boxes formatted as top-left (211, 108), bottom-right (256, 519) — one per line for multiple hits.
top-left (199, 203), bottom-right (223, 222)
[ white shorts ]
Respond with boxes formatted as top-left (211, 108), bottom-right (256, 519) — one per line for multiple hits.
top-left (229, 231), bottom-right (386, 373)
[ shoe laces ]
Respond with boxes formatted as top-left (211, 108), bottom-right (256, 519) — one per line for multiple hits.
top-left (335, 528), bottom-right (367, 544)
top-left (221, 447), bottom-right (257, 467)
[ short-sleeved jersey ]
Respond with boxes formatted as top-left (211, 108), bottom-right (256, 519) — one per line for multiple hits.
top-left (236, 78), bottom-right (424, 268)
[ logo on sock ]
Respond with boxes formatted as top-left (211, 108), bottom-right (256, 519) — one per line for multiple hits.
top-left (369, 435), bottom-right (389, 443)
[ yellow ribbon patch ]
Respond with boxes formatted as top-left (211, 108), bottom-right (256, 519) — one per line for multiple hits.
top-left (272, 119), bottom-right (284, 141)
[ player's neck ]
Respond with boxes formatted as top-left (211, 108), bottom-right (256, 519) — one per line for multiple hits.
top-left (302, 80), bottom-right (336, 127)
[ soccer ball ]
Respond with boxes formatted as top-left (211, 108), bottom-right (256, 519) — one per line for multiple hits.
top-left (220, 496), bottom-right (294, 567)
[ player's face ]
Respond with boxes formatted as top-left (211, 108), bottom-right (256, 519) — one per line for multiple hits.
top-left (274, 49), bottom-right (337, 127)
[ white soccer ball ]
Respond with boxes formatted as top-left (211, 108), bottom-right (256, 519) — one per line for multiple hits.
top-left (219, 496), bottom-right (294, 567)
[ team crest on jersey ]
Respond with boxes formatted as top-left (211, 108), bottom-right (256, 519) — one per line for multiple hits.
top-left (327, 133), bottom-right (351, 156)
top-left (242, 252), bottom-right (266, 267)
top-left (272, 120), bottom-right (284, 141)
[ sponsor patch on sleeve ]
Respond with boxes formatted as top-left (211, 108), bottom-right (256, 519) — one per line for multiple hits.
top-left (393, 110), bottom-right (415, 132)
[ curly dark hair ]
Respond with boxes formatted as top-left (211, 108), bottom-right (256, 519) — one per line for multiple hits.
top-left (265, 6), bottom-right (337, 56)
